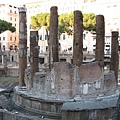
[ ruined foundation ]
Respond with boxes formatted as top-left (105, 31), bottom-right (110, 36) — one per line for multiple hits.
top-left (13, 61), bottom-right (119, 119)
top-left (13, 7), bottom-right (120, 120)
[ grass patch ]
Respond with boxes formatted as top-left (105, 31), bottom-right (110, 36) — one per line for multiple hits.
top-left (0, 75), bottom-right (19, 86)
top-left (118, 69), bottom-right (120, 78)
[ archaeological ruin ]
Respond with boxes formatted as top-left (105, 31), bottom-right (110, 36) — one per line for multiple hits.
top-left (0, 6), bottom-right (120, 120)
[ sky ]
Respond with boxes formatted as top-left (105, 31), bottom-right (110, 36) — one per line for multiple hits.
top-left (0, 0), bottom-right (39, 6)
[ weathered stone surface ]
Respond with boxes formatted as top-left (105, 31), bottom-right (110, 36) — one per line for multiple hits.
top-left (16, 7), bottom-right (119, 120)
top-left (24, 61), bottom-right (117, 100)
top-left (24, 67), bottom-right (31, 89)
top-left (61, 95), bottom-right (118, 120)
top-left (7, 68), bottom-right (19, 77)
top-left (0, 95), bottom-right (8, 109)
top-left (110, 31), bottom-right (119, 82)
top-left (49, 6), bottom-right (59, 69)
top-left (104, 71), bottom-right (117, 92)
top-left (13, 87), bottom-right (62, 119)
top-left (73, 10), bottom-right (83, 67)
top-left (95, 15), bottom-right (105, 67)
top-left (18, 7), bottom-right (27, 86)
top-left (0, 109), bottom-right (42, 120)
top-left (62, 108), bottom-right (115, 120)
top-left (30, 31), bottom-right (39, 89)
top-left (112, 94), bottom-right (120, 120)
top-left (0, 68), bottom-right (6, 76)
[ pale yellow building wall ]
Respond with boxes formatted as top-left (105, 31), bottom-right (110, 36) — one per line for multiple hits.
top-left (0, 4), bottom-right (19, 51)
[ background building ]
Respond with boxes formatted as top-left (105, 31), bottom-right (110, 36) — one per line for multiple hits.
top-left (0, 4), bottom-right (19, 51)
top-left (24, 0), bottom-right (120, 55)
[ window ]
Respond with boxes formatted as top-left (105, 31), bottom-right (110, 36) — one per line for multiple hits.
top-left (15, 18), bottom-right (16, 21)
top-left (14, 11), bottom-right (17, 14)
top-left (58, 34), bottom-right (60, 40)
top-left (15, 24), bottom-right (16, 27)
top-left (63, 34), bottom-right (65, 40)
top-left (10, 10), bottom-right (12, 13)
top-left (0, 37), bottom-right (1, 41)
top-left (10, 17), bottom-right (12, 21)
top-left (3, 37), bottom-right (5, 41)
top-left (14, 46), bottom-right (17, 50)
top-left (83, 34), bottom-right (86, 39)
top-left (38, 46), bottom-right (40, 52)
top-left (3, 45), bottom-right (5, 50)
top-left (106, 45), bottom-right (110, 47)
top-left (38, 35), bottom-right (42, 40)
top-left (15, 37), bottom-right (16, 41)
top-left (10, 36), bottom-right (12, 41)
top-left (45, 35), bottom-right (48, 40)
top-left (113, 5), bottom-right (117, 7)
top-left (46, 46), bottom-right (48, 51)
top-left (9, 45), bottom-right (13, 50)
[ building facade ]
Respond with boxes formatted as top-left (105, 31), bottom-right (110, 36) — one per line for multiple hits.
top-left (25, 0), bottom-right (120, 54)
top-left (0, 4), bottom-right (19, 51)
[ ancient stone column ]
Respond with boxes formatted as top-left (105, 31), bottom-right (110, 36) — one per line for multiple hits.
top-left (49, 6), bottom-right (59, 69)
top-left (95, 15), bottom-right (105, 67)
top-left (110, 31), bottom-right (119, 81)
top-left (30, 31), bottom-right (39, 88)
top-left (18, 7), bottom-right (27, 86)
top-left (73, 10), bottom-right (83, 67)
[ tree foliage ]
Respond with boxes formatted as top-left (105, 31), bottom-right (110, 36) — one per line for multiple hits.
top-left (30, 12), bottom-right (96, 35)
top-left (0, 19), bottom-right (16, 34)
top-left (58, 13), bottom-right (74, 35)
top-left (83, 13), bottom-right (96, 31)
top-left (30, 13), bottom-right (50, 30)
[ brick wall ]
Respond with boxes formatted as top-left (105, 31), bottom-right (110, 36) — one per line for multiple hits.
top-left (7, 68), bottom-right (19, 77)
top-left (24, 61), bottom-right (117, 100)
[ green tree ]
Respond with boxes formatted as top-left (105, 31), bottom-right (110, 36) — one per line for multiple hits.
top-left (30, 13), bottom-right (50, 39)
top-left (0, 19), bottom-right (16, 34)
top-left (58, 12), bottom-right (96, 34)
top-left (83, 13), bottom-right (96, 31)
top-left (58, 13), bottom-right (73, 35)
top-left (30, 12), bottom-right (96, 35)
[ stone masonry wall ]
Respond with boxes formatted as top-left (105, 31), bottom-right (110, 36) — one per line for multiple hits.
top-left (7, 68), bottom-right (19, 77)
top-left (0, 109), bottom-right (41, 120)
top-left (0, 68), bottom-right (6, 76)
top-left (27, 61), bottom-right (117, 100)
top-left (62, 108), bottom-right (115, 120)
top-left (23, 61), bottom-right (117, 101)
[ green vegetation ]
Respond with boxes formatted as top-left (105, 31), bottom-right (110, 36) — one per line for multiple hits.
top-left (30, 13), bottom-right (50, 39)
top-left (0, 19), bottom-right (16, 34)
top-left (83, 13), bottom-right (96, 31)
top-left (30, 12), bottom-right (96, 35)
top-left (118, 69), bottom-right (120, 78)
top-left (0, 76), bottom-right (19, 88)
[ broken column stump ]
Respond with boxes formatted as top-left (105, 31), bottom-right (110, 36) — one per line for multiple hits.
top-left (30, 31), bottom-right (39, 88)
top-left (73, 10), bottom-right (83, 67)
top-left (18, 7), bottom-right (27, 86)
top-left (110, 31), bottom-right (119, 82)
top-left (95, 15), bottom-right (105, 67)
top-left (49, 6), bottom-right (59, 69)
